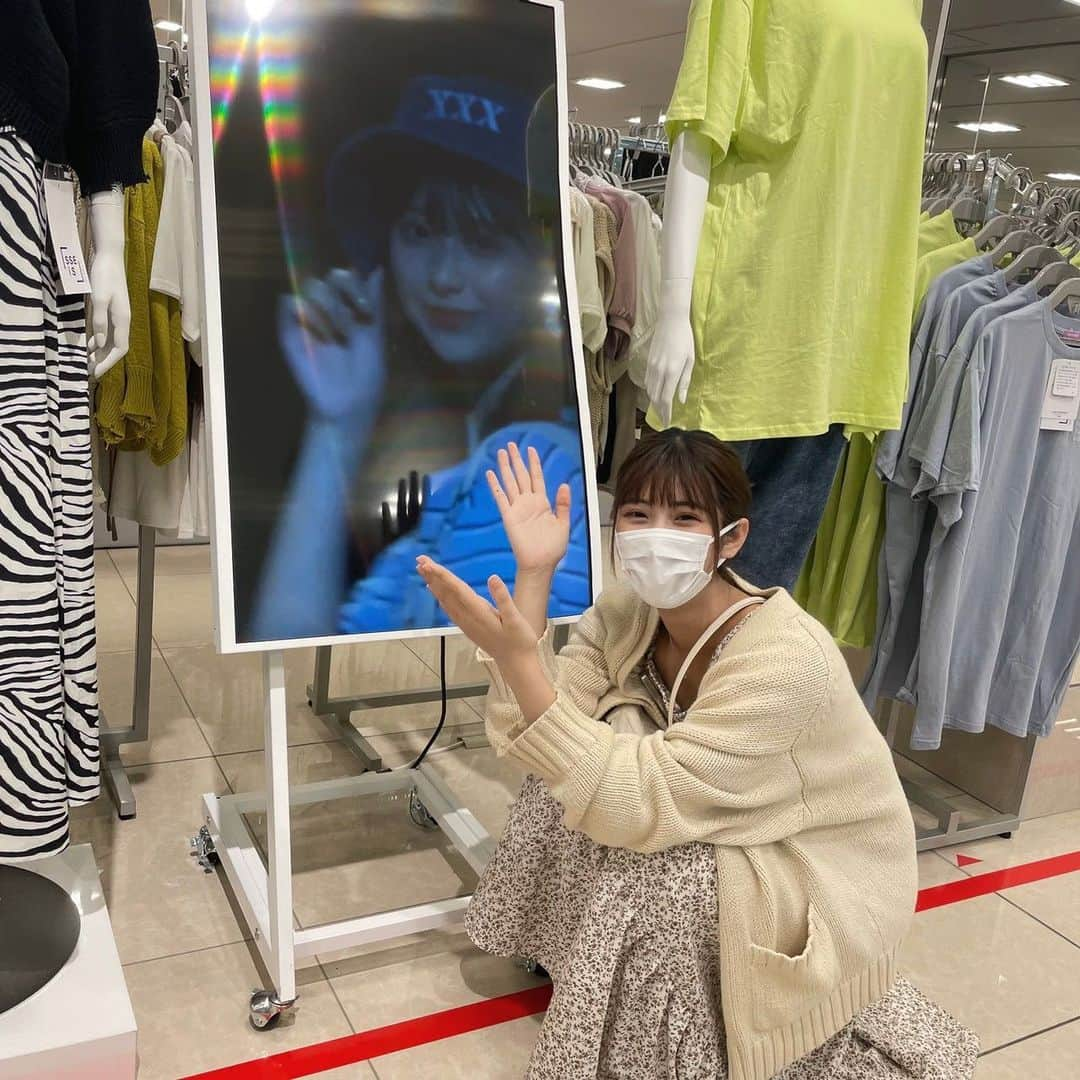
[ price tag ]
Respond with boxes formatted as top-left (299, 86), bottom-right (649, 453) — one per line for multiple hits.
top-left (1040, 359), bottom-right (1080, 432)
top-left (42, 169), bottom-right (91, 296)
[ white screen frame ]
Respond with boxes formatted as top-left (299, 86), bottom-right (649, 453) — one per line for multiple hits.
top-left (189, 0), bottom-right (602, 654)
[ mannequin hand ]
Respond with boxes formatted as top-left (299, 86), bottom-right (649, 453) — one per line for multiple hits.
top-left (645, 280), bottom-right (696, 428)
top-left (416, 557), bottom-right (540, 664)
top-left (88, 189), bottom-right (131, 379)
top-left (487, 442), bottom-right (571, 575)
top-left (279, 267), bottom-right (387, 425)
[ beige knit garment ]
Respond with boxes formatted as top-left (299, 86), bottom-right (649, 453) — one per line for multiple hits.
top-left (480, 578), bottom-right (918, 1080)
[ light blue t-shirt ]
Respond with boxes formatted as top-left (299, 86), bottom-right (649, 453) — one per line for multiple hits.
top-left (861, 266), bottom-right (1028, 715)
top-left (901, 304), bottom-right (1080, 748)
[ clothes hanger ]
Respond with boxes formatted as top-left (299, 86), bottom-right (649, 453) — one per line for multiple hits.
top-left (973, 214), bottom-right (1021, 251)
top-left (1002, 244), bottom-right (1065, 284)
top-left (1043, 273), bottom-right (1080, 314)
top-left (988, 228), bottom-right (1040, 267)
top-left (1032, 260), bottom-right (1080, 297)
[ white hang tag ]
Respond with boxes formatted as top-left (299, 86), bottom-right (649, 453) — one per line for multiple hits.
top-left (42, 170), bottom-right (91, 296)
top-left (1040, 359), bottom-right (1080, 432)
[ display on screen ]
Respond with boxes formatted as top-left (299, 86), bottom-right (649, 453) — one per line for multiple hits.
top-left (194, 0), bottom-right (596, 649)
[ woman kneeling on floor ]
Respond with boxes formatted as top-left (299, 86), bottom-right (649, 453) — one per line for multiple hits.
top-left (417, 429), bottom-right (979, 1080)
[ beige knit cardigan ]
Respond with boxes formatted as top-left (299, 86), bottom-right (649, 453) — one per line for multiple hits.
top-left (480, 579), bottom-right (918, 1080)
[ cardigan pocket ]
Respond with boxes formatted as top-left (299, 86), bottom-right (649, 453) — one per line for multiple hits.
top-left (747, 903), bottom-right (840, 1031)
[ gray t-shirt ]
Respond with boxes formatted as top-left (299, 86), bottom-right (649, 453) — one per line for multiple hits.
top-left (903, 304), bottom-right (1080, 749)
top-left (861, 265), bottom-right (1021, 712)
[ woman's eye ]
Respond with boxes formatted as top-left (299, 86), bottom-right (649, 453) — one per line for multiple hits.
top-left (399, 218), bottom-right (433, 243)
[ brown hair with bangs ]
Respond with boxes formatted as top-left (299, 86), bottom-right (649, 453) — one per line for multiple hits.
top-left (611, 429), bottom-right (752, 585)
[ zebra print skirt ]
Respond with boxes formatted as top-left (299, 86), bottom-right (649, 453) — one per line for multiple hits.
top-left (0, 129), bottom-right (99, 861)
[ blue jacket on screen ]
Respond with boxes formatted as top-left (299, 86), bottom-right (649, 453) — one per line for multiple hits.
top-left (338, 422), bottom-right (592, 634)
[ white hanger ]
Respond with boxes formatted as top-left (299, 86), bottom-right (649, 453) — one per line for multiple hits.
top-left (1043, 274), bottom-right (1080, 313)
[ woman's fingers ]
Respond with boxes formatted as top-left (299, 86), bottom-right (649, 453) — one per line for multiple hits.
top-left (497, 448), bottom-right (520, 500)
top-left (555, 482), bottom-right (572, 526)
top-left (525, 445), bottom-right (547, 499)
top-left (486, 470), bottom-right (511, 517)
top-left (417, 557), bottom-right (495, 627)
top-left (508, 442), bottom-right (532, 494)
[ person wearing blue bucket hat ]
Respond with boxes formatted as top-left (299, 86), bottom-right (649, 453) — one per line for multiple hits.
top-left (251, 74), bottom-right (589, 640)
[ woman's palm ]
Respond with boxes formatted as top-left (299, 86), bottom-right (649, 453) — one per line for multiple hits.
top-left (488, 443), bottom-right (572, 575)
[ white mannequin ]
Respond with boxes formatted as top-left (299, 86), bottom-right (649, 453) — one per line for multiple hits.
top-left (644, 128), bottom-right (711, 428)
top-left (87, 186), bottom-right (130, 378)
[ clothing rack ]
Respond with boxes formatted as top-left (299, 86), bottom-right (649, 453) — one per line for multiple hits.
top-left (157, 42), bottom-right (189, 129)
top-left (881, 154), bottom-right (1061, 849)
top-left (99, 527), bottom-right (157, 819)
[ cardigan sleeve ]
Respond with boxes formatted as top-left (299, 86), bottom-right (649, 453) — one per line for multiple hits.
top-left (505, 626), bottom-right (830, 853)
top-left (479, 598), bottom-right (616, 757)
top-left (69, 0), bottom-right (159, 192)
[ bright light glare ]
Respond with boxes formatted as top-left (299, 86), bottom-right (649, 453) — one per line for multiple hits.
top-left (575, 77), bottom-right (625, 91)
top-left (999, 73), bottom-right (1069, 89)
top-left (154, 19), bottom-right (182, 32)
top-left (1048, 172), bottom-right (1080, 181)
top-left (245, 0), bottom-right (277, 21)
top-left (955, 121), bottom-right (1021, 133)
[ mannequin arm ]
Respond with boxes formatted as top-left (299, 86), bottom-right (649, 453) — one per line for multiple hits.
top-left (88, 187), bottom-right (130, 379)
top-left (645, 129), bottom-right (711, 427)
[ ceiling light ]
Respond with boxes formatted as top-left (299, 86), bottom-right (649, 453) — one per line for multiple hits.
top-left (626, 114), bottom-right (666, 125)
top-left (1048, 172), bottom-right (1080, 181)
top-left (154, 19), bottom-right (182, 31)
top-left (955, 121), bottom-right (1021, 133)
top-left (575, 78), bottom-right (625, 91)
top-left (999, 72), bottom-right (1070, 89)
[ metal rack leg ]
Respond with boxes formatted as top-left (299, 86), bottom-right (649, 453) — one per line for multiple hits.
top-left (101, 741), bottom-right (136, 820)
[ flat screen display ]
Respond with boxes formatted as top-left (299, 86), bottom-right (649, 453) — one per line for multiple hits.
top-left (191, 0), bottom-right (598, 650)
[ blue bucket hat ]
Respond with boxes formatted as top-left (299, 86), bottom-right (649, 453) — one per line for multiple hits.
top-left (327, 75), bottom-right (548, 271)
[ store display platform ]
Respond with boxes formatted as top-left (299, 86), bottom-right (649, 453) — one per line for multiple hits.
top-left (0, 846), bottom-right (137, 1080)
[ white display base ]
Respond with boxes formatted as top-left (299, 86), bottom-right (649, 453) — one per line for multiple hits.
top-left (0, 845), bottom-right (137, 1080)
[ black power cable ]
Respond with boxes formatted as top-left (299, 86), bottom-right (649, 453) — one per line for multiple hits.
top-left (410, 635), bottom-right (448, 769)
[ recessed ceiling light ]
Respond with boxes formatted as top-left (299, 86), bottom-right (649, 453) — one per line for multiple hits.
top-left (575, 78), bottom-right (625, 91)
top-left (999, 72), bottom-right (1070, 89)
top-left (955, 121), bottom-right (1021, 133)
top-left (154, 19), bottom-right (182, 31)
top-left (626, 114), bottom-right (666, 125)
top-left (1048, 172), bottom-right (1080, 181)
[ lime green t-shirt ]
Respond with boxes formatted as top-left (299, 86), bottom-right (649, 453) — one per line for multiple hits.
top-left (649, 0), bottom-right (928, 440)
top-left (912, 237), bottom-right (978, 321)
top-left (918, 210), bottom-right (963, 259)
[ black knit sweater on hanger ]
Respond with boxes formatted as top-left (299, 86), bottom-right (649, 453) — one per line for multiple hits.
top-left (0, 1), bottom-right (158, 193)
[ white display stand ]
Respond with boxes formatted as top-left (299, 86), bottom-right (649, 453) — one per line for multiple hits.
top-left (0, 846), bottom-right (137, 1080)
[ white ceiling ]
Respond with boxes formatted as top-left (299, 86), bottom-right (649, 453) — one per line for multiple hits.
top-left (152, 0), bottom-right (1080, 182)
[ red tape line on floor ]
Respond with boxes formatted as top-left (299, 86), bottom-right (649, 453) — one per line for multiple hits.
top-left (182, 848), bottom-right (1080, 1080)
top-left (181, 984), bottom-right (553, 1080)
top-left (915, 849), bottom-right (1080, 912)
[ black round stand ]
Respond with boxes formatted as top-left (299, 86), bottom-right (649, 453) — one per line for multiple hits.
top-left (0, 865), bottom-right (81, 1014)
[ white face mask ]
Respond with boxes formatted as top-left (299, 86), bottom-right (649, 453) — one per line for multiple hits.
top-left (614, 520), bottom-right (742, 610)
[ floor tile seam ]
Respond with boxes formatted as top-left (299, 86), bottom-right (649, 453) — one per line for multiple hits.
top-left (120, 748), bottom-right (217, 768)
top-left (995, 889), bottom-right (1080, 951)
top-left (120, 934), bottom-right (254, 970)
top-left (979, 1012), bottom-right (1080, 1057)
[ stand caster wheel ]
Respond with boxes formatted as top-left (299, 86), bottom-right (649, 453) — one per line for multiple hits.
top-left (249, 989), bottom-right (296, 1031)
top-left (408, 790), bottom-right (439, 831)
top-left (190, 825), bottom-right (220, 873)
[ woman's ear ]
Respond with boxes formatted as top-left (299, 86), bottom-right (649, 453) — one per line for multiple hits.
top-left (720, 519), bottom-right (750, 562)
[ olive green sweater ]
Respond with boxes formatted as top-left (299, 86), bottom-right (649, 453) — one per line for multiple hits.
top-left (480, 579), bottom-right (918, 1080)
top-left (95, 137), bottom-right (187, 464)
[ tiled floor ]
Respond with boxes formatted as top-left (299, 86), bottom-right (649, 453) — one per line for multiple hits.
top-left (62, 545), bottom-right (1080, 1078)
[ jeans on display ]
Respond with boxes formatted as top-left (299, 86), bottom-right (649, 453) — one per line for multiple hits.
top-left (728, 426), bottom-right (846, 591)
